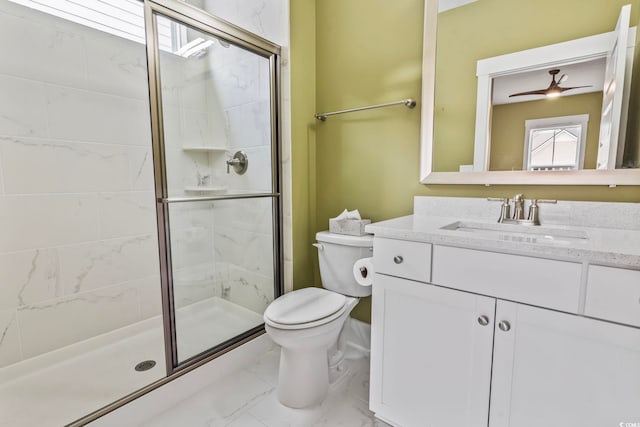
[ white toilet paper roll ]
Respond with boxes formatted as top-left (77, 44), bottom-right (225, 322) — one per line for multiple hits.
top-left (353, 257), bottom-right (374, 287)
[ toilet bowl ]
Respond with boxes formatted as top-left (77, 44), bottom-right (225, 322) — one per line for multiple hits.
top-left (263, 231), bottom-right (373, 408)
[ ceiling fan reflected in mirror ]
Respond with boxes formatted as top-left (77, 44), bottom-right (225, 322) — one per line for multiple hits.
top-left (508, 69), bottom-right (592, 99)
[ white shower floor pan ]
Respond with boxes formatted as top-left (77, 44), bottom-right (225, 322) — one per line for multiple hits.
top-left (0, 297), bottom-right (264, 427)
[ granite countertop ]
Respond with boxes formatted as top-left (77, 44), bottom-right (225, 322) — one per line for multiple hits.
top-left (365, 214), bottom-right (640, 269)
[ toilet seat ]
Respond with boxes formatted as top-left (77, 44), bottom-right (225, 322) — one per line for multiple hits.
top-left (264, 288), bottom-right (347, 330)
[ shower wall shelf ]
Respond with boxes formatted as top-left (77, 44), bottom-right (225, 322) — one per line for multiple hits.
top-left (315, 98), bottom-right (416, 121)
top-left (182, 146), bottom-right (228, 152)
top-left (184, 186), bottom-right (228, 194)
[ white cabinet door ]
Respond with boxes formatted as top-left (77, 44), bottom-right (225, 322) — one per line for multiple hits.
top-left (370, 274), bottom-right (496, 427)
top-left (490, 301), bottom-right (640, 427)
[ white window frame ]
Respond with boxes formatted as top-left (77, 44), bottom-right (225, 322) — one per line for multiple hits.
top-left (523, 114), bottom-right (589, 171)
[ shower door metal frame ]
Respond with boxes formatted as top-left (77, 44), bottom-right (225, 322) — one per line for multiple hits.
top-left (144, 0), bottom-right (283, 375)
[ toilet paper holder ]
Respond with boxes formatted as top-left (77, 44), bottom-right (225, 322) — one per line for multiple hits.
top-left (359, 266), bottom-right (368, 278)
top-left (353, 257), bottom-right (374, 287)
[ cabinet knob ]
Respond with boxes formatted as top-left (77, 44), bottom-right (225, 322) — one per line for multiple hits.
top-left (477, 315), bottom-right (490, 326)
top-left (393, 255), bottom-right (403, 264)
top-left (498, 321), bottom-right (511, 332)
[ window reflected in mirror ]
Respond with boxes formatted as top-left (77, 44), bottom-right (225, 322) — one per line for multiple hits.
top-left (524, 116), bottom-right (588, 171)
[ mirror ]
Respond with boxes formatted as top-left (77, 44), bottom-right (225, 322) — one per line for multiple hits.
top-left (420, 0), bottom-right (640, 185)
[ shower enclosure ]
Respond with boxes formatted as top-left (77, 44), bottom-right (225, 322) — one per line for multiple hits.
top-left (148, 1), bottom-right (282, 367)
top-left (0, 0), bottom-right (282, 425)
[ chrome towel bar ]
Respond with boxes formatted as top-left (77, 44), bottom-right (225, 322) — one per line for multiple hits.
top-left (315, 98), bottom-right (416, 121)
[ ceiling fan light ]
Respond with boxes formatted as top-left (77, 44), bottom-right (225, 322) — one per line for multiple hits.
top-left (546, 90), bottom-right (561, 98)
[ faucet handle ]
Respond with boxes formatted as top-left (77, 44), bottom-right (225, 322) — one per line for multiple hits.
top-left (527, 199), bottom-right (557, 225)
top-left (226, 151), bottom-right (248, 175)
top-left (488, 197), bottom-right (511, 223)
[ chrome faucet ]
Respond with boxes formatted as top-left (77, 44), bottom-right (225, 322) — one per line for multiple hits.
top-left (489, 195), bottom-right (557, 226)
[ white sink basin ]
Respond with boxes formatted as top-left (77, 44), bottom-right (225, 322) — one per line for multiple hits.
top-left (440, 221), bottom-right (589, 245)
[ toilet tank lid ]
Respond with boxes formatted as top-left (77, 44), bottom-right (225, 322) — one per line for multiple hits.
top-left (316, 231), bottom-right (373, 247)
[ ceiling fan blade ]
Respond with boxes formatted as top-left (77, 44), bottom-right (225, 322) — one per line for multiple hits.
top-left (558, 85), bottom-right (592, 92)
top-left (509, 68), bottom-right (593, 98)
top-left (509, 89), bottom-right (549, 97)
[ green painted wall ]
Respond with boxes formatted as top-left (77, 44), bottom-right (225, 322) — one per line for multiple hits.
top-left (290, 0), bottom-right (317, 290)
top-left (314, 0), bottom-right (426, 321)
top-left (434, 0), bottom-right (640, 171)
top-left (290, 0), bottom-right (640, 323)
top-left (490, 92), bottom-right (603, 171)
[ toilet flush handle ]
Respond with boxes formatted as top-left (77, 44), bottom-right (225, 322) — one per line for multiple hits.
top-left (312, 243), bottom-right (324, 251)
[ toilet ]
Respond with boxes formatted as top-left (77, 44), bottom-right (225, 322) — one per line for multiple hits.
top-left (263, 231), bottom-right (373, 408)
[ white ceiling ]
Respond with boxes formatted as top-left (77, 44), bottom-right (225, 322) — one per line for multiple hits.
top-left (492, 57), bottom-right (606, 105)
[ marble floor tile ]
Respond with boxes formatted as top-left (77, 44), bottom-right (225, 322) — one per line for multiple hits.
top-left (245, 346), bottom-right (280, 387)
top-left (139, 370), bottom-right (273, 427)
top-left (225, 412), bottom-right (267, 427)
top-left (309, 397), bottom-right (379, 427)
top-left (246, 391), bottom-right (328, 427)
top-left (141, 349), bottom-right (391, 427)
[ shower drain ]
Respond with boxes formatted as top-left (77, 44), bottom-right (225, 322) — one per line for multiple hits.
top-left (134, 360), bottom-right (156, 372)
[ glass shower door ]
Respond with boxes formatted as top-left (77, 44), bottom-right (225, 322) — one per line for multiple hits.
top-left (148, 8), bottom-right (281, 366)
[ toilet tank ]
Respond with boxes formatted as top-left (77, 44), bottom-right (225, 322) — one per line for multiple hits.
top-left (315, 231), bottom-right (373, 297)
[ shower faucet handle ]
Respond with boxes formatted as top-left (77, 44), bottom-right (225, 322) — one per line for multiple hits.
top-left (226, 151), bottom-right (248, 175)
top-left (226, 158), bottom-right (239, 174)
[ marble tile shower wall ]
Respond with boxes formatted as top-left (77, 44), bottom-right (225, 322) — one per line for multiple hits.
top-left (205, 31), bottom-right (275, 315)
top-left (199, 0), bottom-right (293, 296)
top-left (161, 50), bottom-right (228, 195)
top-left (212, 198), bottom-right (275, 315)
top-left (165, 0), bottom-right (283, 314)
top-left (161, 51), bottom-right (218, 309)
top-left (0, 2), bottom-right (161, 368)
top-left (0, 0), bottom-right (289, 368)
top-left (164, 46), bottom-right (274, 312)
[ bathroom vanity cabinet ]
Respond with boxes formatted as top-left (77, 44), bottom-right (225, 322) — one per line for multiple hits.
top-left (369, 238), bottom-right (640, 427)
